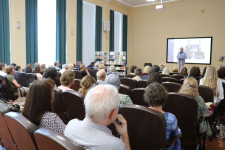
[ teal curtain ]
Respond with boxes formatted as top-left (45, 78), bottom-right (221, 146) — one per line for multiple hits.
top-left (25, 0), bottom-right (38, 65)
top-left (95, 6), bottom-right (102, 52)
top-left (109, 10), bottom-right (114, 52)
top-left (0, 0), bottom-right (10, 64)
top-left (76, 0), bottom-right (83, 62)
top-left (56, 0), bottom-right (67, 64)
top-left (123, 14), bottom-right (128, 64)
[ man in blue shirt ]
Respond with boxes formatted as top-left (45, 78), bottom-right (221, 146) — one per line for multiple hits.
top-left (87, 62), bottom-right (95, 69)
top-left (76, 61), bottom-right (81, 68)
top-left (54, 61), bottom-right (60, 70)
top-left (176, 47), bottom-right (187, 72)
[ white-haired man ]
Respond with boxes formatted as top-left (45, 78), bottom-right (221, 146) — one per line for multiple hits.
top-left (96, 69), bottom-right (106, 85)
top-left (59, 64), bottom-right (68, 75)
top-left (64, 85), bottom-right (131, 150)
top-left (107, 65), bottom-right (116, 75)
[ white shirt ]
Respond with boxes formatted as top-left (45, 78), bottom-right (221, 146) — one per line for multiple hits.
top-left (199, 79), bottom-right (224, 104)
top-left (0, 71), bottom-right (7, 76)
top-left (35, 73), bottom-right (43, 80)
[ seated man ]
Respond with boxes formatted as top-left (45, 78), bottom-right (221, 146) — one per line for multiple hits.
top-left (54, 61), bottom-right (61, 70)
top-left (0, 63), bottom-right (7, 76)
top-left (64, 85), bottom-right (131, 150)
top-left (87, 62), bottom-right (95, 69)
top-left (59, 64), bottom-right (68, 75)
top-left (96, 69), bottom-right (106, 85)
top-left (40, 64), bottom-right (46, 72)
top-left (15, 66), bottom-right (21, 72)
top-left (142, 65), bottom-right (160, 80)
top-left (107, 65), bottom-right (117, 75)
top-left (94, 63), bottom-right (99, 70)
top-left (76, 61), bottom-right (81, 68)
top-left (132, 68), bottom-right (142, 81)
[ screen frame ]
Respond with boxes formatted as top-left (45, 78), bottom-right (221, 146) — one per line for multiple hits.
top-left (166, 37), bottom-right (213, 65)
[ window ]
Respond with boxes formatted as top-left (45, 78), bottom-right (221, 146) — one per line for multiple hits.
top-left (38, 0), bottom-right (56, 67)
top-left (114, 11), bottom-right (123, 52)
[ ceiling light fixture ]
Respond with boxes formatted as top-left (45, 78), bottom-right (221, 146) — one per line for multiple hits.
top-left (156, 0), bottom-right (166, 11)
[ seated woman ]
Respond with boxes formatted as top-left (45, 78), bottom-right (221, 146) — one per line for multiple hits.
top-left (34, 64), bottom-right (43, 80)
top-left (199, 66), bottom-right (224, 106)
top-left (80, 64), bottom-right (90, 78)
top-left (218, 67), bottom-right (225, 83)
top-left (24, 66), bottom-right (33, 73)
top-left (22, 78), bottom-right (66, 134)
top-left (78, 75), bottom-right (96, 96)
top-left (180, 67), bottom-right (188, 76)
top-left (130, 66), bottom-right (137, 75)
top-left (162, 67), bottom-right (169, 75)
top-left (179, 77), bottom-right (212, 137)
top-left (58, 71), bottom-right (75, 91)
top-left (105, 74), bottom-right (133, 106)
top-left (172, 67), bottom-right (178, 72)
top-left (184, 66), bottom-right (201, 80)
top-left (99, 64), bottom-right (105, 70)
top-left (146, 72), bottom-right (162, 86)
top-left (43, 67), bottom-right (57, 81)
top-left (144, 83), bottom-right (181, 150)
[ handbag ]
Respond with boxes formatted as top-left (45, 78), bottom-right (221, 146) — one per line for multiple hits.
top-left (17, 88), bottom-right (26, 107)
top-left (217, 124), bottom-right (225, 139)
top-left (0, 98), bottom-right (20, 112)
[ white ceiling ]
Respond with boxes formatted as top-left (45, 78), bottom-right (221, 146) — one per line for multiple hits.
top-left (109, 0), bottom-right (181, 7)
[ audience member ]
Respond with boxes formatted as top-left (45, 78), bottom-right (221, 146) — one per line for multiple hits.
top-left (54, 61), bottom-right (60, 70)
top-left (159, 63), bottom-right (165, 71)
top-left (162, 67), bottom-right (169, 75)
top-left (94, 63), bottom-right (99, 70)
top-left (96, 69), bottom-right (106, 85)
top-left (35, 62), bottom-right (40, 66)
top-left (10, 63), bottom-right (16, 68)
top-left (199, 66), bottom-right (224, 106)
top-left (172, 67), bottom-right (178, 72)
top-left (68, 63), bottom-right (74, 71)
top-left (130, 66), bottom-right (137, 75)
top-left (105, 74), bottom-right (133, 106)
top-left (146, 72), bottom-right (162, 85)
top-left (15, 66), bottom-right (21, 72)
top-left (76, 61), bottom-right (81, 68)
top-left (58, 71), bottom-right (75, 91)
top-left (27, 63), bottom-right (33, 68)
top-left (179, 78), bottom-right (212, 138)
top-left (24, 66), bottom-right (33, 73)
top-left (180, 67), bottom-right (188, 76)
top-left (43, 67), bottom-right (58, 82)
top-left (99, 64), bottom-right (105, 70)
top-left (132, 68), bottom-right (142, 81)
top-left (218, 67), bottom-right (225, 83)
top-left (144, 83), bottom-right (181, 150)
top-left (0, 63), bottom-right (7, 76)
top-left (64, 85), bottom-right (131, 150)
top-left (41, 64), bottom-right (46, 72)
top-left (34, 64), bottom-right (43, 80)
top-left (80, 64), bottom-right (90, 77)
top-left (87, 62), bottom-right (95, 69)
top-left (142, 65), bottom-right (160, 80)
top-left (22, 79), bottom-right (66, 133)
top-left (107, 65), bottom-right (117, 74)
top-left (143, 65), bottom-right (151, 73)
top-left (59, 64), bottom-right (68, 75)
top-left (186, 66), bottom-right (201, 80)
top-left (78, 75), bottom-right (96, 96)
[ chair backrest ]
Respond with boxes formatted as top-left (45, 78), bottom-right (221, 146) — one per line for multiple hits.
top-left (159, 74), bottom-right (170, 78)
top-left (34, 128), bottom-right (84, 150)
top-left (125, 74), bottom-right (135, 78)
top-left (13, 71), bottom-right (21, 81)
top-left (163, 93), bottom-right (198, 144)
top-left (162, 82), bottom-right (182, 92)
top-left (131, 88), bottom-right (148, 107)
top-left (55, 72), bottom-right (61, 87)
top-left (61, 91), bottom-right (85, 122)
top-left (119, 84), bottom-right (131, 97)
top-left (17, 72), bottom-right (29, 87)
top-left (0, 103), bottom-right (17, 150)
top-left (137, 80), bottom-right (147, 88)
top-left (52, 87), bottom-right (68, 124)
top-left (141, 73), bottom-right (149, 76)
top-left (109, 105), bottom-right (167, 150)
top-left (171, 74), bottom-right (185, 80)
top-left (71, 79), bottom-right (81, 91)
top-left (27, 73), bottom-right (37, 84)
top-left (169, 72), bottom-right (179, 76)
top-left (4, 112), bottom-right (38, 150)
top-left (74, 71), bottom-right (82, 79)
top-left (120, 77), bottom-right (137, 90)
top-left (179, 79), bottom-right (184, 84)
top-left (0, 75), bottom-right (14, 100)
top-left (162, 77), bottom-right (178, 83)
top-left (198, 85), bottom-right (214, 103)
top-left (91, 69), bottom-right (98, 80)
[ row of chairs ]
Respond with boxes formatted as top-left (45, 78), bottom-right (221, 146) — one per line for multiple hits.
top-left (125, 73), bottom-right (184, 80)
top-left (13, 71), bottom-right (37, 87)
top-left (0, 103), bottom-right (84, 150)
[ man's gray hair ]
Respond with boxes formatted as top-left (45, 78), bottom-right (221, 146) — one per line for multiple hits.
top-left (84, 85), bottom-right (120, 122)
top-left (62, 64), bottom-right (68, 70)
top-left (68, 63), bottom-right (74, 70)
top-left (104, 74), bottom-right (120, 90)
top-left (134, 68), bottom-right (142, 76)
top-left (107, 65), bottom-right (116, 73)
top-left (150, 65), bottom-right (160, 73)
top-left (96, 69), bottom-right (106, 80)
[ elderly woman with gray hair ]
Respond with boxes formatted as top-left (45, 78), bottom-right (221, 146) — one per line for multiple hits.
top-left (105, 74), bottom-right (133, 106)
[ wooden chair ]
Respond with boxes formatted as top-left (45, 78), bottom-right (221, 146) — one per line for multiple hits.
top-left (13, 71), bottom-right (20, 81)
top-left (61, 91), bottom-right (85, 122)
top-left (169, 72), bottom-right (179, 76)
top-left (162, 77), bottom-right (178, 83)
top-left (120, 78), bottom-right (137, 90)
top-left (71, 79), bottom-right (81, 91)
top-left (74, 71), bottom-right (82, 79)
top-left (27, 73), bottom-right (37, 83)
top-left (125, 74), bottom-right (135, 78)
top-left (4, 112), bottom-right (38, 150)
top-left (172, 74), bottom-right (185, 81)
top-left (52, 87), bottom-right (68, 124)
top-left (179, 79), bottom-right (184, 84)
top-left (34, 128), bottom-right (84, 150)
top-left (162, 82), bottom-right (182, 92)
top-left (91, 69), bottom-right (98, 80)
top-left (55, 72), bottom-right (61, 87)
top-left (0, 75), bottom-right (17, 100)
top-left (159, 74), bottom-right (170, 78)
top-left (108, 105), bottom-right (182, 150)
top-left (137, 80), bottom-right (147, 88)
top-left (17, 72), bottom-right (29, 87)
top-left (131, 88), bottom-right (148, 107)
top-left (198, 85), bottom-right (214, 103)
top-left (163, 93), bottom-right (206, 149)
top-left (119, 84), bottom-right (131, 97)
top-left (0, 103), bottom-right (17, 150)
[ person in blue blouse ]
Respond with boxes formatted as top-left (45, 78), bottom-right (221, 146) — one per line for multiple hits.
top-left (144, 82), bottom-right (182, 150)
top-left (177, 47), bottom-right (187, 73)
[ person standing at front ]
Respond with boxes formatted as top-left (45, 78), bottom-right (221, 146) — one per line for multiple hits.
top-left (177, 47), bottom-right (187, 72)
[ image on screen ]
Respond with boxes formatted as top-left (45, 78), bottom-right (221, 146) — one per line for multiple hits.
top-left (167, 37), bottom-right (212, 64)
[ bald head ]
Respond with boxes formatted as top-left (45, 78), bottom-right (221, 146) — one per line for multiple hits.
top-left (97, 69), bottom-right (106, 81)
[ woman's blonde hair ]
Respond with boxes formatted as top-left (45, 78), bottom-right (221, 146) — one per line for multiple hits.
top-left (79, 75), bottom-right (96, 96)
top-left (202, 66), bottom-right (218, 96)
top-left (60, 70), bottom-right (75, 86)
top-left (68, 63), bottom-right (74, 71)
top-left (99, 64), bottom-right (105, 69)
top-left (143, 66), bottom-right (151, 73)
top-left (172, 67), bottom-right (178, 72)
top-left (179, 77), bottom-right (199, 97)
top-left (80, 64), bottom-right (86, 70)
